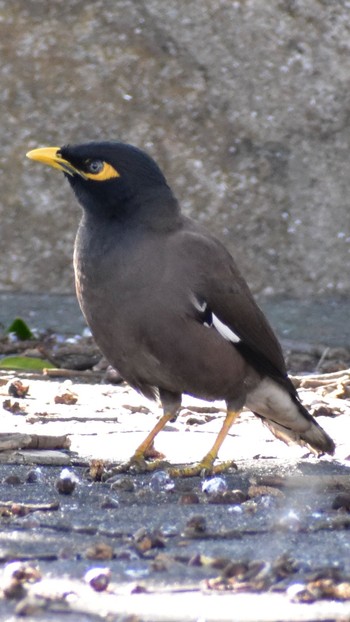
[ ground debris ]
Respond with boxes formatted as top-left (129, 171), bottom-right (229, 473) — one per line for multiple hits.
top-left (89, 458), bottom-right (106, 482)
top-left (0, 432), bottom-right (70, 453)
top-left (0, 433), bottom-right (33, 451)
top-left (41, 342), bottom-right (101, 371)
top-left (0, 449), bottom-right (71, 466)
top-left (254, 473), bottom-right (350, 492)
top-left (285, 343), bottom-right (350, 374)
top-left (248, 484), bottom-right (285, 499)
top-left (28, 434), bottom-right (71, 450)
top-left (179, 492), bottom-right (200, 505)
top-left (84, 566), bottom-right (111, 592)
top-left (55, 468), bottom-right (77, 495)
top-left (133, 527), bottom-right (166, 554)
top-left (0, 350), bottom-right (349, 621)
top-left (85, 542), bottom-right (114, 561)
top-left (291, 571), bottom-right (350, 603)
top-left (6, 379), bottom-right (29, 399)
top-left (291, 368), bottom-right (350, 388)
top-left (0, 339), bottom-right (39, 356)
top-left (204, 553), bottom-right (299, 593)
top-left (208, 489), bottom-right (248, 505)
top-left (43, 367), bottom-right (103, 380)
top-left (332, 493), bottom-right (350, 511)
top-left (54, 388), bottom-right (78, 405)
top-left (2, 399), bottom-right (26, 415)
top-left (183, 516), bottom-right (243, 540)
top-left (0, 499), bottom-right (59, 517)
top-left (2, 561), bottom-right (41, 601)
top-left (307, 514), bottom-right (350, 532)
top-left (291, 369), bottom-right (350, 420)
top-left (12, 578), bottom-right (140, 620)
top-left (184, 515), bottom-right (207, 536)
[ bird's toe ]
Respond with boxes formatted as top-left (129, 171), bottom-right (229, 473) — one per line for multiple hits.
top-left (169, 458), bottom-right (237, 478)
top-left (107, 453), bottom-right (170, 475)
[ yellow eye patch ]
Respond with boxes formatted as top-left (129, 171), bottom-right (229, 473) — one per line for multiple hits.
top-left (84, 161), bottom-right (120, 182)
top-left (27, 147), bottom-right (120, 182)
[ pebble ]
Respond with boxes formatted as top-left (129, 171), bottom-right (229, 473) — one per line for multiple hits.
top-left (26, 467), bottom-right (43, 483)
top-left (179, 492), bottom-right (200, 504)
top-left (7, 379), bottom-right (29, 398)
top-left (332, 493), bottom-right (350, 511)
top-left (149, 470), bottom-right (175, 492)
top-left (84, 567), bottom-right (111, 592)
top-left (55, 469), bottom-right (78, 495)
top-left (109, 476), bottom-right (135, 492)
top-left (208, 489), bottom-right (247, 505)
top-left (277, 509), bottom-right (301, 531)
top-left (185, 515), bottom-right (207, 535)
top-left (202, 476), bottom-right (228, 495)
top-left (4, 474), bottom-right (22, 485)
top-left (101, 495), bottom-right (119, 509)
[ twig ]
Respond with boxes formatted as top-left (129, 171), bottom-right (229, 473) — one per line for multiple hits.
top-left (0, 500), bottom-right (59, 512)
top-left (315, 347), bottom-right (330, 371)
top-left (43, 368), bottom-right (103, 380)
top-left (291, 369), bottom-right (350, 389)
top-left (292, 368), bottom-right (350, 382)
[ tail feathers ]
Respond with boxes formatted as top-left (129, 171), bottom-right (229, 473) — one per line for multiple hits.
top-left (247, 377), bottom-right (335, 456)
top-left (259, 414), bottom-right (335, 455)
top-left (293, 398), bottom-right (335, 455)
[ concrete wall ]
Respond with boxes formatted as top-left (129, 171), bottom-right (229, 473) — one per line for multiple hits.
top-left (1, 0), bottom-right (350, 297)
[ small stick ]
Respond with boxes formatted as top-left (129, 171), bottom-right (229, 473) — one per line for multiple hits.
top-left (43, 368), bottom-right (103, 380)
top-left (292, 369), bottom-right (350, 382)
top-left (0, 500), bottom-right (59, 512)
top-left (315, 346), bottom-right (330, 371)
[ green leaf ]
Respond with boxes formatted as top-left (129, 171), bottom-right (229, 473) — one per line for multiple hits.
top-left (6, 318), bottom-right (34, 341)
top-left (0, 356), bottom-right (55, 371)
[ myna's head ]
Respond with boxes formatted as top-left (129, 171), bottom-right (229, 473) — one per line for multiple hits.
top-left (26, 141), bottom-right (175, 222)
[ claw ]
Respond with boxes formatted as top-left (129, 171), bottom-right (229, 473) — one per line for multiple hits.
top-left (106, 454), bottom-right (170, 476)
top-left (168, 459), bottom-right (237, 478)
top-left (211, 460), bottom-right (238, 474)
top-left (168, 409), bottom-right (240, 477)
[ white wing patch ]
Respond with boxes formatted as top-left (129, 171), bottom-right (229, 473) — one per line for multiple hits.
top-left (191, 295), bottom-right (241, 343)
top-left (212, 313), bottom-right (241, 343)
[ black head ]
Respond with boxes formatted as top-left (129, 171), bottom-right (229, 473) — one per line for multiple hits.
top-left (27, 141), bottom-right (179, 226)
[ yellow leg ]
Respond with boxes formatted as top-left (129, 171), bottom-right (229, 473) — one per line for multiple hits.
top-left (169, 409), bottom-right (240, 477)
top-left (132, 412), bottom-right (174, 462)
top-left (111, 412), bottom-right (174, 474)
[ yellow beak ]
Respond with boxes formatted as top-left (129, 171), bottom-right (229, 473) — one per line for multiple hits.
top-left (26, 147), bottom-right (86, 178)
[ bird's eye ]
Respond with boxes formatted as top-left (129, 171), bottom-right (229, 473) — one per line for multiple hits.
top-left (83, 159), bottom-right (120, 181)
top-left (86, 160), bottom-right (104, 174)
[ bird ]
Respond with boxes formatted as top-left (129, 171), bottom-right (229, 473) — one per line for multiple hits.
top-left (26, 141), bottom-right (335, 476)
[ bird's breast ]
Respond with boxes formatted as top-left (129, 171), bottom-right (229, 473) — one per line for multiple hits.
top-left (73, 222), bottom-right (176, 364)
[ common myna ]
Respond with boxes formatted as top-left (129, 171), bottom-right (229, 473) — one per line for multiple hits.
top-left (26, 142), bottom-right (335, 475)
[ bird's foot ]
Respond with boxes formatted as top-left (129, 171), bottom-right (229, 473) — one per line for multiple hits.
top-left (169, 459), bottom-right (237, 478)
top-left (130, 457), bottom-right (171, 473)
top-left (106, 453), bottom-right (170, 476)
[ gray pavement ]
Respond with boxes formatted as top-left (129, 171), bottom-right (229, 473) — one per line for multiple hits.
top-left (0, 370), bottom-right (349, 621)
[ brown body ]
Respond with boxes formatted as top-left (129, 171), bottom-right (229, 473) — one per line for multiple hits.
top-left (27, 141), bottom-right (335, 470)
top-left (75, 215), bottom-right (263, 405)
